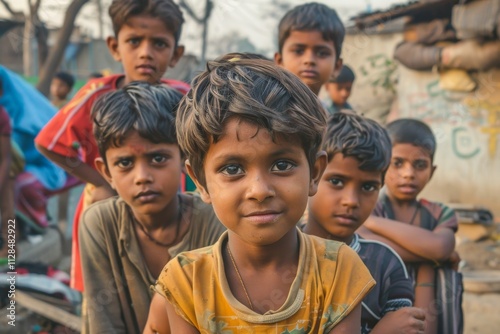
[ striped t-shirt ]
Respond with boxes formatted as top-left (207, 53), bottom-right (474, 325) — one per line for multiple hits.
top-left (349, 234), bottom-right (414, 333)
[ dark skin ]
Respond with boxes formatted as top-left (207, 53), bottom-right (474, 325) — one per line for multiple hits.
top-left (132, 194), bottom-right (193, 278)
top-left (144, 147), bottom-right (361, 334)
top-left (95, 153), bottom-right (191, 279)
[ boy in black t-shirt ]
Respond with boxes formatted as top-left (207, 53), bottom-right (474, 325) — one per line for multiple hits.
top-left (303, 111), bottom-right (425, 334)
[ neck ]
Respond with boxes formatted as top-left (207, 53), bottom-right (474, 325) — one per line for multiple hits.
top-left (386, 191), bottom-right (418, 209)
top-left (132, 194), bottom-right (181, 231)
top-left (226, 229), bottom-right (299, 269)
top-left (303, 221), bottom-right (352, 244)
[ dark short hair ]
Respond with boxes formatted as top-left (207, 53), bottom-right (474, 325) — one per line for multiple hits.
top-left (386, 118), bottom-right (436, 161)
top-left (109, 0), bottom-right (184, 45)
top-left (330, 65), bottom-right (355, 83)
top-left (92, 81), bottom-right (183, 162)
top-left (278, 2), bottom-right (345, 59)
top-left (324, 111), bottom-right (391, 177)
top-left (54, 71), bottom-right (75, 89)
top-left (177, 53), bottom-right (327, 188)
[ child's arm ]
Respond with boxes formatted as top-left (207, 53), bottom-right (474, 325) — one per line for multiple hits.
top-left (414, 264), bottom-right (437, 334)
top-left (36, 144), bottom-right (115, 202)
top-left (143, 293), bottom-right (171, 334)
top-left (364, 215), bottom-right (455, 262)
top-left (328, 303), bottom-right (362, 334)
top-left (371, 307), bottom-right (426, 334)
top-left (79, 208), bottom-right (126, 332)
top-left (145, 282), bottom-right (199, 334)
top-left (357, 225), bottom-right (426, 262)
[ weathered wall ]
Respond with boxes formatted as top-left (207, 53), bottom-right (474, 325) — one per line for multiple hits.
top-left (340, 32), bottom-right (403, 122)
top-left (341, 32), bottom-right (500, 220)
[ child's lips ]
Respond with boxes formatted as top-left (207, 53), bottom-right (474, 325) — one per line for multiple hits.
top-left (334, 214), bottom-right (358, 225)
top-left (398, 184), bottom-right (417, 194)
top-left (300, 70), bottom-right (319, 78)
top-left (136, 65), bottom-right (156, 75)
top-left (244, 210), bottom-right (281, 225)
top-left (135, 190), bottom-right (160, 202)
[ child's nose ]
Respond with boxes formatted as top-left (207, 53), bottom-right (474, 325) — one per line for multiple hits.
top-left (400, 164), bottom-right (415, 179)
top-left (303, 49), bottom-right (316, 65)
top-left (134, 164), bottom-right (153, 184)
top-left (139, 41), bottom-right (154, 58)
top-left (245, 173), bottom-right (275, 203)
top-left (341, 187), bottom-right (359, 209)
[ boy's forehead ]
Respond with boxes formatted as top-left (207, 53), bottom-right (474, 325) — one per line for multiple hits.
top-left (392, 143), bottom-right (432, 160)
top-left (119, 15), bottom-right (174, 38)
top-left (327, 153), bottom-right (383, 180)
top-left (285, 30), bottom-right (336, 48)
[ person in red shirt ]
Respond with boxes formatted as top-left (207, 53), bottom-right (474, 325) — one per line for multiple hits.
top-left (35, 0), bottom-right (189, 292)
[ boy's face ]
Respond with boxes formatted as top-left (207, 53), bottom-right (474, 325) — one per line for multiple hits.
top-left (325, 81), bottom-right (352, 106)
top-left (274, 30), bottom-right (342, 95)
top-left (188, 118), bottom-right (326, 246)
top-left (95, 131), bottom-right (183, 220)
top-left (50, 78), bottom-right (71, 100)
top-left (308, 154), bottom-right (382, 244)
top-left (107, 14), bottom-right (184, 85)
top-left (385, 143), bottom-right (436, 202)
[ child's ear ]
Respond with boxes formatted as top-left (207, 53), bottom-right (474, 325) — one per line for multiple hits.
top-left (107, 36), bottom-right (121, 62)
top-left (185, 160), bottom-right (211, 203)
top-left (274, 52), bottom-right (283, 66)
top-left (331, 57), bottom-right (343, 80)
top-left (308, 151), bottom-right (327, 196)
top-left (169, 45), bottom-right (185, 68)
top-left (95, 157), bottom-right (115, 189)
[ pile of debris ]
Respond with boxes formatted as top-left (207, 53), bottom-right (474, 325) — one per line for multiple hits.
top-left (352, 0), bottom-right (500, 92)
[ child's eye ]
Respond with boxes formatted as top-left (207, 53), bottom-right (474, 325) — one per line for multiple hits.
top-left (414, 161), bottom-right (429, 170)
top-left (128, 38), bottom-right (140, 46)
top-left (362, 184), bottom-right (378, 192)
top-left (271, 160), bottom-right (295, 172)
top-left (152, 155), bottom-right (167, 164)
top-left (392, 160), bottom-right (403, 168)
top-left (116, 159), bottom-right (133, 169)
top-left (316, 50), bottom-right (332, 58)
top-left (154, 40), bottom-right (167, 48)
top-left (292, 48), bottom-right (304, 55)
top-left (329, 178), bottom-right (343, 187)
top-left (221, 164), bottom-right (244, 176)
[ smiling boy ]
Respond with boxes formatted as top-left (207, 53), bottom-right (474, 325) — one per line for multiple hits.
top-left (145, 54), bottom-right (375, 334)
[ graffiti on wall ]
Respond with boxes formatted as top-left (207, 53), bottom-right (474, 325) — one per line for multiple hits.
top-left (359, 54), bottom-right (398, 95)
top-left (402, 78), bottom-right (500, 160)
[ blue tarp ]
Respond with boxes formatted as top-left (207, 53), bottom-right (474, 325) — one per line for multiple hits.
top-left (0, 65), bottom-right (66, 190)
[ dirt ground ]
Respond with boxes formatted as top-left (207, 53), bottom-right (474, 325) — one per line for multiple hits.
top-left (457, 237), bottom-right (500, 334)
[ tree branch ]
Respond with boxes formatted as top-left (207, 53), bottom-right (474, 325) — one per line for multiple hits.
top-left (0, 0), bottom-right (24, 18)
top-left (37, 0), bottom-right (90, 95)
top-left (178, 0), bottom-right (202, 23)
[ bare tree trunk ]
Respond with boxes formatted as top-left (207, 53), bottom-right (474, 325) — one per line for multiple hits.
top-left (96, 0), bottom-right (103, 39)
top-left (23, 0), bottom-right (43, 77)
top-left (179, 0), bottom-right (213, 67)
top-left (37, 0), bottom-right (90, 96)
top-left (23, 14), bottom-right (33, 76)
top-left (199, 0), bottom-right (213, 66)
top-left (35, 23), bottom-right (49, 71)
